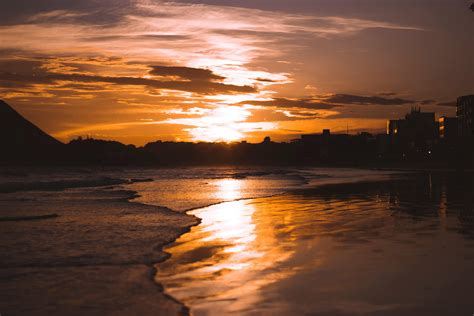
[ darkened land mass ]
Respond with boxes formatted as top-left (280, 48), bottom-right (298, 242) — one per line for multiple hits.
top-left (0, 100), bottom-right (64, 163)
top-left (1, 100), bottom-right (473, 168)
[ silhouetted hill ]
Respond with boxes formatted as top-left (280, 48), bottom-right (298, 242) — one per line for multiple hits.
top-left (0, 100), bottom-right (64, 164)
top-left (66, 138), bottom-right (145, 165)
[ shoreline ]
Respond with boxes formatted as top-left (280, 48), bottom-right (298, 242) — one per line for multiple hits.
top-left (146, 171), bottom-right (409, 314)
top-left (2, 168), bottom-right (467, 315)
top-left (151, 171), bottom-right (474, 315)
top-left (0, 183), bottom-right (199, 315)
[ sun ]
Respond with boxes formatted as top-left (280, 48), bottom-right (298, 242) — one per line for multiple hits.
top-left (189, 125), bottom-right (244, 143)
top-left (187, 106), bottom-right (250, 142)
top-left (166, 105), bottom-right (277, 142)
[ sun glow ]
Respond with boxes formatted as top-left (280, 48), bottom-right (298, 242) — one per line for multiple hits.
top-left (188, 106), bottom-right (249, 142)
top-left (163, 105), bottom-right (276, 142)
top-left (189, 125), bottom-right (244, 143)
top-left (215, 179), bottom-right (243, 200)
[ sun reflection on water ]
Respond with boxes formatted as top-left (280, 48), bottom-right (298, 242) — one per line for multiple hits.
top-left (155, 178), bottom-right (296, 314)
top-left (214, 178), bottom-right (243, 201)
top-left (152, 173), bottom-right (474, 316)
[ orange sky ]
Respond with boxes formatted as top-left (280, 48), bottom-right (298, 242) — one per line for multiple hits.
top-left (0, 0), bottom-right (471, 145)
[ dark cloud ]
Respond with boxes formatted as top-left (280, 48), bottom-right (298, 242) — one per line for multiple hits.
top-left (240, 98), bottom-right (336, 109)
top-left (377, 92), bottom-right (398, 96)
top-left (287, 112), bottom-right (321, 118)
top-left (212, 29), bottom-right (298, 40)
top-left (247, 108), bottom-right (322, 123)
top-left (323, 94), bottom-right (414, 105)
top-left (82, 34), bottom-right (191, 42)
top-left (0, 72), bottom-right (256, 95)
top-left (0, 59), bottom-right (44, 75)
top-left (437, 101), bottom-right (457, 107)
top-left (255, 78), bottom-right (278, 83)
top-left (149, 66), bottom-right (225, 81)
top-left (420, 99), bottom-right (436, 105)
top-left (57, 83), bottom-right (107, 91)
top-left (0, 0), bottom-right (133, 26)
top-left (139, 34), bottom-right (192, 41)
top-left (241, 94), bottom-right (416, 111)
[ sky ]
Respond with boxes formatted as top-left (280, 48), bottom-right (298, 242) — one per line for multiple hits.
top-left (0, 0), bottom-right (472, 144)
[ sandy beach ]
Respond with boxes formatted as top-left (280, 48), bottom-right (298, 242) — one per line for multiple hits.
top-left (1, 168), bottom-right (473, 315)
top-left (154, 172), bottom-right (474, 315)
top-left (0, 174), bottom-right (197, 315)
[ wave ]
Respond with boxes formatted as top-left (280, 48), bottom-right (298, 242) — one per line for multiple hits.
top-left (0, 214), bottom-right (58, 222)
top-left (0, 177), bottom-right (129, 194)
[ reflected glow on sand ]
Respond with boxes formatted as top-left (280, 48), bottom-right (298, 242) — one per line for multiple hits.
top-left (155, 174), bottom-right (474, 316)
top-left (155, 180), bottom-right (296, 314)
top-left (214, 178), bottom-right (243, 201)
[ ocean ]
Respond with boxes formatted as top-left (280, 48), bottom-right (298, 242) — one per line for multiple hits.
top-left (1, 167), bottom-right (473, 315)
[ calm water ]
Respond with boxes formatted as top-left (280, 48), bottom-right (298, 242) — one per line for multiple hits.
top-left (154, 172), bottom-right (474, 316)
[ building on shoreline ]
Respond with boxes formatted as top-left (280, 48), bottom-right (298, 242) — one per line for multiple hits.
top-left (457, 95), bottom-right (474, 138)
top-left (439, 116), bottom-right (458, 139)
top-left (387, 107), bottom-right (439, 148)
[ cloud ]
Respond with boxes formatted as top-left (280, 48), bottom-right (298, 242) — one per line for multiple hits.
top-left (0, 1), bottom-right (134, 26)
top-left (255, 78), bottom-right (278, 83)
top-left (239, 94), bottom-right (418, 111)
top-left (239, 98), bottom-right (337, 109)
top-left (251, 108), bottom-right (336, 122)
top-left (0, 71), bottom-right (256, 95)
top-left (82, 34), bottom-right (192, 42)
top-left (0, 1), bottom-right (424, 93)
top-left (377, 92), bottom-right (398, 96)
top-left (0, 59), bottom-right (45, 74)
top-left (322, 94), bottom-right (414, 106)
top-left (437, 101), bottom-right (457, 107)
top-left (149, 65), bottom-right (225, 81)
top-left (0, 1), bottom-right (423, 70)
top-left (0, 1), bottom-right (429, 143)
top-left (420, 99), bottom-right (436, 105)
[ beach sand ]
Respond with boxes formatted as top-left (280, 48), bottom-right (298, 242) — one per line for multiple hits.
top-left (155, 173), bottom-right (474, 315)
top-left (1, 169), bottom-right (473, 316)
top-left (0, 186), bottom-right (197, 315)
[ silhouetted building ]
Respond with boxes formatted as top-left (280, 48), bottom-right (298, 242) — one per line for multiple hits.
top-left (438, 116), bottom-right (458, 139)
top-left (301, 132), bottom-right (325, 142)
top-left (300, 129), bottom-right (335, 144)
top-left (387, 107), bottom-right (439, 145)
top-left (457, 95), bottom-right (474, 138)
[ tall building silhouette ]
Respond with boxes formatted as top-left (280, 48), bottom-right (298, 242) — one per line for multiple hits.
top-left (457, 95), bottom-right (474, 138)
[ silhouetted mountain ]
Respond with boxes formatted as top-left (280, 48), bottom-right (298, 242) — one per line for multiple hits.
top-left (0, 100), bottom-right (64, 164)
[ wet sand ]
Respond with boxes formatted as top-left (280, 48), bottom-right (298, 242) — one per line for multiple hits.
top-left (1, 166), bottom-right (307, 315)
top-left (0, 186), bottom-right (198, 315)
top-left (155, 173), bottom-right (474, 315)
top-left (2, 169), bottom-right (473, 315)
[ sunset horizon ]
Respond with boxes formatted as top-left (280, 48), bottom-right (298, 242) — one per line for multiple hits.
top-left (1, 1), bottom-right (472, 145)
